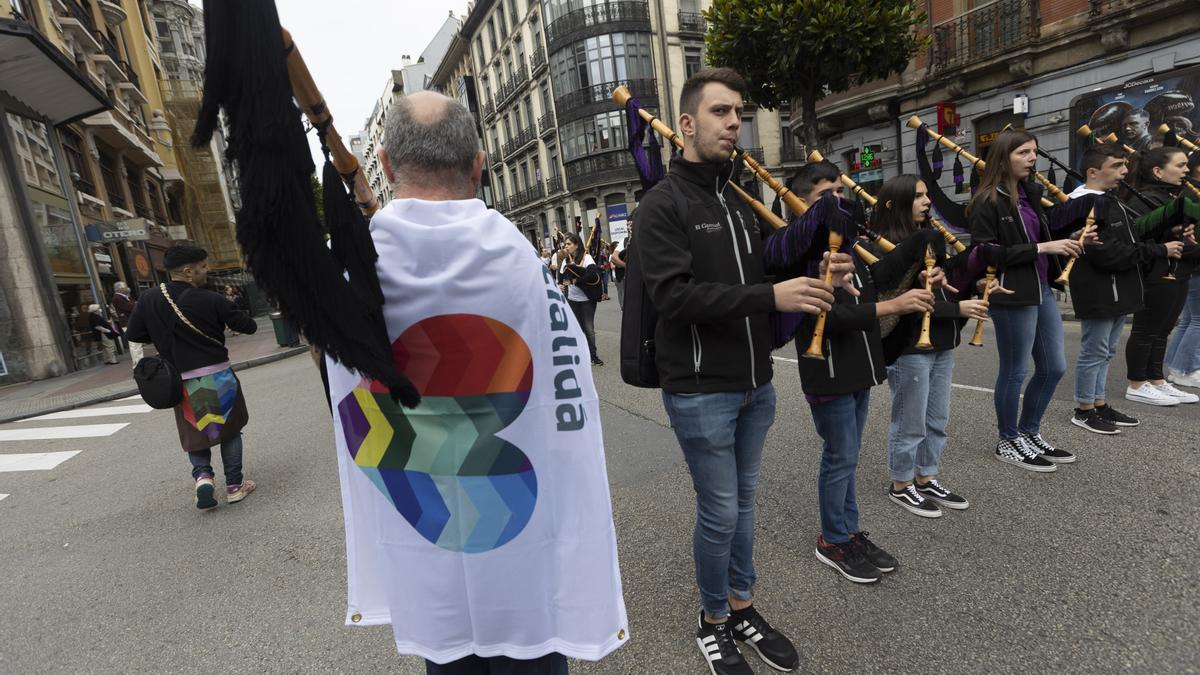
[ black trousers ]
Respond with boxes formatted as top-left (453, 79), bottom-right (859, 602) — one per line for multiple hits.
top-left (425, 653), bottom-right (568, 674)
top-left (568, 298), bottom-right (598, 360)
top-left (1126, 280), bottom-right (1188, 381)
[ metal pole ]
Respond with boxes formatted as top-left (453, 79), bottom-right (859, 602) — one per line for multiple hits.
top-left (47, 124), bottom-right (108, 316)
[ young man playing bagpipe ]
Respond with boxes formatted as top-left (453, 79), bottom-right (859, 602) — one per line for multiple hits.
top-left (763, 163), bottom-right (948, 583)
top-left (1057, 144), bottom-right (1168, 434)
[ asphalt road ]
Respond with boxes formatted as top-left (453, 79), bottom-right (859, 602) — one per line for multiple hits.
top-left (1, 298), bottom-right (1197, 673)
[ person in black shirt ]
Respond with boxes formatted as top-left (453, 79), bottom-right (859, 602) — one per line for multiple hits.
top-left (126, 245), bottom-right (259, 510)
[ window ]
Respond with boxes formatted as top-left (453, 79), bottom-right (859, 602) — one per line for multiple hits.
top-left (61, 130), bottom-right (94, 195)
top-left (98, 152), bottom-right (126, 209)
top-left (684, 47), bottom-right (703, 79)
top-left (560, 110), bottom-right (628, 162)
top-left (738, 114), bottom-right (758, 149)
top-left (488, 19), bottom-right (497, 51)
top-left (497, 4), bottom-right (507, 36)
top-left (522, 97), bottom-right (533, 129)
top-left (551, 33), bottom-right (654, 96)
top-left (540, 83), bottom-right (552, 115)
top-left (476, 37), bottom-right (485, 67)
top-left (155, 21), bottom-right (170, 39)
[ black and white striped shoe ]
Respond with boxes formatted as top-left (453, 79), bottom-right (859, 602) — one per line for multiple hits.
top-left (915, 479), bottom-right (970, 510)
top-left (695, 612), bottom-right (753, 675)
top-left (994, 438), bottom-right (1056, 472)
top-left (888, 484), bottom-right (943, 518)
top-left (729, 604), bottom-right (798, 672)
top-left (1021, 433), bottom-right (1076, 463)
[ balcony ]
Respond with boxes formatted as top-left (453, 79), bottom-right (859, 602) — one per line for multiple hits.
top-left (57, 0), bottom-right (101, 52)
top-left (508, 182), bottom-right (547, 211)
top-left (1088, 0), bottom-right (1139, 17)
top-left (678, 11), bottom-right (706, 34)
top-left (564, 150), bottom-right (639, 193)
top-left (482, 97), bottom-right (495, 120)
top-left (502, 124), bottom-right (537, 158)
top-left (556, 77), bottom-right (657, 122)
top-left (530, 43), bottom-right (547, 74)
top-left (97, 0), bottom-right (127, 27)
top-left (932, 0), bottom-right (1040, 73)
top-left (495, 63), bottom-right (530, 109)
top-left (545, 1), bottom-right (651, 53)
top-left (545, 173), bottom-right (564, 195)
top-left (780, 144), bottom-right (807, 164)
top-left (742, 147), bottom-right (764, 164)
top-left (538, 110), bottom-right (557, 137)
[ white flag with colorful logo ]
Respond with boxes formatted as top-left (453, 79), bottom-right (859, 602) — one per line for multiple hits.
top-left (326, 198), bottom-right (628, 664)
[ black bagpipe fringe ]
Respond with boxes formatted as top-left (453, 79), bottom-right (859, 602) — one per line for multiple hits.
top-left (192, 0), bottom-right (418, 407)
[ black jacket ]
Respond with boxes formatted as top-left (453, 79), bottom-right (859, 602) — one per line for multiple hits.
top-left (1063, 190), bottom-right (1154, 319)
top-left (881, 242), bottom-right (966, 364)
top-left (1130, 182), bottom-right (1200, 284)
top-left (126, 282), bottom-right (257, 373)
top-left (968, 181), bottom-right (1065, 307)
top-left (795, 232), bottom-right (935, 395)
top-left (637, 157), bottom-right (774, 393)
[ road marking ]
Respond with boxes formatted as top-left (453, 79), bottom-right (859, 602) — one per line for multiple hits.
top-left (27, 404), bottom-right (154, 421)
top-left (115, 394), bottom-right (143, 402)
top-left (0, 423), bottom-right (128, 441)
top-left (0, 451), bottom-right (81, 472)
top-left (772, 355), bottom-right (998, 394)
top-left (0, 494), bottom-right (8, 501)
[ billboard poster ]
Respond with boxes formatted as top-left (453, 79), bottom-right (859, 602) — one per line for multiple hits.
top-left (1069, 65), bottom-right (1200, 167)
top-left (606, 203), bottom-right (629, 245)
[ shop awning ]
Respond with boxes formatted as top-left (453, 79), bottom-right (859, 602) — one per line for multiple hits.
top-left (0, 18), bottom-right (111, 125)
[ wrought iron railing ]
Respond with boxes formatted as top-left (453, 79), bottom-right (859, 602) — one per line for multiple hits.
top-left (931, 0), bottom-right (1039, 73)
top-left (495, 63), bottom-right (530, 108)
top-left (99, 33), bottom-right (121, 65)
top-left (62, 0), bottom-right (98, 34)
top-left (509, 182), bottom-right (547, 210)
top-left (531, 44), bottom-right (547, 72)
top-left (678, 11), bottom-right (706, 33)
top-left (1088, 0), bottom-right (1138, 17)
top-left (556, 78), bottom-right (657, 117)
top-left (503, 124), bottom-right (537, 157)
top-left (545, 1), bottom-right (651, 49)
top-left (743, 147), bottom-right (765, 164)
top-left (482, 97), bottom-right (495, 119)
top-left (545, 173), bottom-right (564, 194)
top-left (539, 110), bottom-right (557, 136)
top-left (121, 61), bottom-right (140, 90)
top-left (564, 150), bottom-right (638, 191)
top-left (780, 145), bottom-right (807, 163)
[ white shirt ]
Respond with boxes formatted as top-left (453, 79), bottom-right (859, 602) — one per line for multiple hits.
top-left (559, 254), bottom-right (596, 303)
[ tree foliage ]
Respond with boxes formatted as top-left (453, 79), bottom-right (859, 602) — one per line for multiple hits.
top-left (705, 0), bottom-right (929, 148)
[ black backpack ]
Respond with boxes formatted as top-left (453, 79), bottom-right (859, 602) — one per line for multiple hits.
top-left (134, 356), bottom-right (183, 409)
top-left (619, 234), bottom-right (660, 388)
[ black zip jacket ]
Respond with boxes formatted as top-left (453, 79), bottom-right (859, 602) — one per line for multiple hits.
top-left (968, 181), bottom-right (1065, 307)
top-left (637, 157), bottom-right (775, 393)
top-left (1063, 190), bottom-right (1154, 319)
top-left (795, 232), bottom-right (934, 395)
top-left (880, 242), bottom-right (965, 364)
top-left (1130, 182), bottom-right (1200, 283)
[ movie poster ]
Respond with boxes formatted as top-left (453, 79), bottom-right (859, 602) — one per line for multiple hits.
top-left (1069, 65), bottom-right (1200, 167)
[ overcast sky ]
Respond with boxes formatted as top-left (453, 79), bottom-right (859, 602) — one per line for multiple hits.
top-left (259, 1), bottom-right (473, 170)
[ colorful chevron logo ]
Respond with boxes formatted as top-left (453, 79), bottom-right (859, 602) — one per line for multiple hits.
top-left (337, 314), bottom-right (537, 553)
top-left (182, 368), bottom-right (239, 441)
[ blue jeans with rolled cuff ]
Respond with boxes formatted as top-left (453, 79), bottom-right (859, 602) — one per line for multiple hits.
top-left (810, 390), bottom-right (871, 544)
top-left (887, 351), bottom-right (954, 483)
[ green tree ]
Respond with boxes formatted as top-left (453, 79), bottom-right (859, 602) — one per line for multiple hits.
top-left (311, 173), bottom-right (325, 232)
top-left (705, 0), bottom-right (928, 150)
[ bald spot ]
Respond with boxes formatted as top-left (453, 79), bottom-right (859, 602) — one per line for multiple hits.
top-left (403, 90), bottom-right (455, 126)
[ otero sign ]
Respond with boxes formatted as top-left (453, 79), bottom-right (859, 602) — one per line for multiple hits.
top-left (85, 218), bottom-right (151, 242)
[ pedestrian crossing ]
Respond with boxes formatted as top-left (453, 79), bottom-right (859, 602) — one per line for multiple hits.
top-left (0, 396), bottom-right (152, 507)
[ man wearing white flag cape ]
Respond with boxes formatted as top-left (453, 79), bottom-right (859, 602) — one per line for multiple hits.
top-left (325, 91), bottom-right (628, 671)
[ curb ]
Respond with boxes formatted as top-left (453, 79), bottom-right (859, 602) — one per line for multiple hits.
top-left (0, 346), bottom-right (309, 425)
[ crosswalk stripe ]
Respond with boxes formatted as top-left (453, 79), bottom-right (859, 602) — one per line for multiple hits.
top-left (0, 494), bottom-right (8, 501)
top-left (0, 423), bottom-right (128, 441)
top-left (27, 404), bottom-right (154, 421)
top-left (115, 394), bottom-right (142, 402)
top-left (0, 451), bottom-right (81, 472)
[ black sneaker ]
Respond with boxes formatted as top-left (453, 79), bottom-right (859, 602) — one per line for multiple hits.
top-left (815, 535), bottom-right (881, 583)
top-left (915, 479), bottom-right (970, 510)
top-left (1097, 404), bottom-right (1139, 427)
top-left (1070, 408), bottom-right (1119, 435)
top-left (1022, 433), bottom-right (1076, 463)
top-left (994, 438), bottom-right (1056, 472)
top-left (695, 612), bottom-right (753, 675)
top-left (591, 356), bottom-right (604, 366)
top-left (729, 604), bottom-right (799, 672)
top-left (888, 484), bottom-right (942, 518)
top-left (850, 531), bottom-right (897, 573)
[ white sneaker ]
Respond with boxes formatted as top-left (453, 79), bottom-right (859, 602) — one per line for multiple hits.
top-left (1125, 384), bottom-right (1179, 406)
top-left (1154, 381), bottom-right (1199, 404)
top-left (1167, 369), bottom-right (1200, 389)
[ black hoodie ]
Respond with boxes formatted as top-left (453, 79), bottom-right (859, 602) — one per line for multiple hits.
top-left (636, 157), bottom-right (775, 393)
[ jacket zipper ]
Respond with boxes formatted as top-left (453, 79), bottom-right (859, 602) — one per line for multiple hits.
top-left (715, 169), bottom-right (757, 389)
top-left (853, 272), bottom-right (880, 384)
top-left (1111, 275), bottom-right (1119, 303)
top-left (999, 186), bottom-right (1043, 299)
top-left (690, 324), bottom-right (703, 382)
top-left (826, 343), bottom-right (836, 379)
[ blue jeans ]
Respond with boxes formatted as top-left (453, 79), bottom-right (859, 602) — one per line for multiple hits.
top-left (1075, 316), bottom-right (1126, 404)
top-left (187, 433), bottom-right (244, 485)
top-left (886, 351), bottom-right (954, 483)
top-left (989, 287), bottom-right (1067, 439)
top-left (663, 383), bottom-right (776, 619)
top-left (810, 390), bottom-right (870, 544)
top-left (425, 653), bottom-right (567, 674)
top-left (1166, 280), bottom-right (1200, 374)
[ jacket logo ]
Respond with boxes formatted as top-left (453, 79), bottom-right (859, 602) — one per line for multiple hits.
top-left (694, 222), bottom-right (723, 234)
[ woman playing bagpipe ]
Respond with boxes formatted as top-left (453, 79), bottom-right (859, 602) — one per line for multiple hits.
top-left (558, 232), bottom-right (605, 366)
top-left (762, 164), bottom-right (942, 584)
top-left (1123, 146), bottom-right (1200, 405)
top-left (871, 175), bottom-right (990, 518)
top-left (1164, 153), bottom-right (1200, 389)
top-left (968, 130), bottom-right (1082, 472)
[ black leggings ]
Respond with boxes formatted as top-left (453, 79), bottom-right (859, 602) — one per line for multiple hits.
top-left (568, 299), bottom-right (598, 360)
top-left (1126, 281), bottom-right (1188, 381)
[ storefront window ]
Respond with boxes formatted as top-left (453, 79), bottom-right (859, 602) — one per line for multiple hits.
top-left (30, 200), bottom-right (86, 277)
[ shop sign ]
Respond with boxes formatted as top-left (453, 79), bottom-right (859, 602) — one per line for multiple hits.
top-left (93, 251), bottom-right (112, 263)
top-left (850, 145), bottom-right (883, 171)
top-left (937, 102), bottom-right (959, 134)
top-left (85, 219), bottom-right (151, 242)
top-left (132, 249), bottom-right (153, 281)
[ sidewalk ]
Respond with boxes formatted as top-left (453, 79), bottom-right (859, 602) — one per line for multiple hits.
top-left (0, 316), bottom-right (308, 424)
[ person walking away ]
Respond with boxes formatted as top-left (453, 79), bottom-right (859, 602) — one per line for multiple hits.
top-left (126, 245), bottom-right (259, 509)
top-left (87, 304), bottom-right (120, 364)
